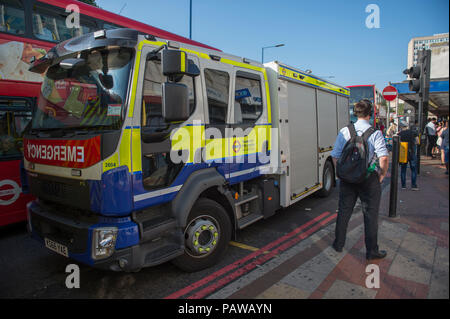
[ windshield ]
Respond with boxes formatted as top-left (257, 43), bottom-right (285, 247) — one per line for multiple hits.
top-left (32, 47), bottom-right (134, 131)
top-left (349, 86), bottom-right (375, 124)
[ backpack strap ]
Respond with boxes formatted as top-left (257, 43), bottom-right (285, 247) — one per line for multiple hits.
top-left (347, 124), bottom-right (357, 139)
top-left (362, 127), bottom-right (375, 142)
top-left (362, 127), bottom-right (376, 164)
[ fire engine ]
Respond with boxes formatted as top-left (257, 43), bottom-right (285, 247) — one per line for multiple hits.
top-left (25, 28), bottom-right (349, 271)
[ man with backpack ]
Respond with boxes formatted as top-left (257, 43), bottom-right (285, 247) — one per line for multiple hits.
top-left (330, 99), bottom-right (389, 260)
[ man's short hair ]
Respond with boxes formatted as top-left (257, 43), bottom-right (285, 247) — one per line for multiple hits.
top-left (353, 99), bottom-right (372, 118)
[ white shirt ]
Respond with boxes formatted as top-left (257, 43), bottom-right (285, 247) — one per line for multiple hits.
top-left (331, 119), bottom-right (389, 161)
top-left (426, 122), bottom-right (436, 136)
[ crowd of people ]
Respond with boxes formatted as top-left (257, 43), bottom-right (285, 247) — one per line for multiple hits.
top-left (381, 117), bottom-right (449, 176)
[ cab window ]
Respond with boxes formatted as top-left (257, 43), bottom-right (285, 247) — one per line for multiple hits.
top-left (204, 69), bottom-right (230, 125)
top-left (234, 75), bottom-right (263, 124)
top-left (141, 59), bottom-right (195, 131)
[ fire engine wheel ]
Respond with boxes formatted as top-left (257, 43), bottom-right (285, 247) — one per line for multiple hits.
top-left (318, 160), bottom-right (334, 198)
top-left (172, 198), bottom-right (232, 272)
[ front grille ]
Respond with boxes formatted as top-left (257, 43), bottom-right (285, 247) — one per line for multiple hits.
top-left (29, 174), bottom-right (91, 210)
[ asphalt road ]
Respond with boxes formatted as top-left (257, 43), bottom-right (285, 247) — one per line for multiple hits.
top-left (0, 179), bottom-right (388, 299)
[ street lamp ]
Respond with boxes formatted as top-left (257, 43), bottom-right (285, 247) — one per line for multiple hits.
top-left (261, 43), bottom-right (284, 63)
top-left (189, 0), bottom-right (192, 39)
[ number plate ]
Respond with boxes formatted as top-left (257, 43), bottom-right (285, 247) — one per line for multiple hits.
top-left (45, 238), bottom-right (69, 257)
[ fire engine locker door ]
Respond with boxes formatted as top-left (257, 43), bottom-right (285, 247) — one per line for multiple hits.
top-left (316, 90), bottom-right (338, 151)
top-left (286, 82), bottom-right (318, 197)
top-left (337, 95), bottom-right (350, 131)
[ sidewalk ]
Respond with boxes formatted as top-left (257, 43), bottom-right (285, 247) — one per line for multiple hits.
top-left (221, 157), bottom-right (449, 299)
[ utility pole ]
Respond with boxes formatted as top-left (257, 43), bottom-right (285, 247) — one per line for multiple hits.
top-left (389, 135), bottom-right (400, 218)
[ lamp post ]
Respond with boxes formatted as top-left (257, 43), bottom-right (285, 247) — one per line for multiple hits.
top-left (261, 44), bottom-right (284, 63)
top-left (189, 0), bottom-right (192, 39)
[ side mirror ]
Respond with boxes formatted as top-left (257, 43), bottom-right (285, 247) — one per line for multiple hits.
top-left (162, 49), bottom-right (199, 77)
top-left (162, 82), bottom-right (190, 122)
top-left (162, 49), bottom-right (186, 76)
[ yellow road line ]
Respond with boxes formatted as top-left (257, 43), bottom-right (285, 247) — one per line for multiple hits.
top-left (229, 241), bottom-right (269, 254)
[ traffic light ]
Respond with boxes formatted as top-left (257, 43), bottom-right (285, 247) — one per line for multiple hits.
top-left (403, 49), bottom-right (431, 102)
top-left (405, 65), bottom-right (421, 92)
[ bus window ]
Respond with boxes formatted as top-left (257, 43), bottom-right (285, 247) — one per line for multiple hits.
top-left (0, 0), bottom-right (25, 35)
top-left (0, 98), bottom-right (32, 160)
top-left (32, 6), bottom-right (95, 42)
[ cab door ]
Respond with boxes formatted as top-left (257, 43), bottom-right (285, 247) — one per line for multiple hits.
top-left (227, 67), bottom-right (269, 183)
top-left (199, 59), bottom-right (232, 178)
top-left (132, 47), bottom-right (203, 209)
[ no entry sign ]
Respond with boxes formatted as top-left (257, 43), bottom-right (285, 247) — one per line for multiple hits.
top-left (382, 85), bottom-right (398, 101)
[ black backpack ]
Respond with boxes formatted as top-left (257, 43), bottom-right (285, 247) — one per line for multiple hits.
top-left (336, 124), bottom-right (375, 184)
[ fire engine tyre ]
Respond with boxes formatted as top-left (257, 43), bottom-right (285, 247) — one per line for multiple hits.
top-left (318, 160), bottom-right (334, 198)
top-left (172, 198), bottom-right (232, 272)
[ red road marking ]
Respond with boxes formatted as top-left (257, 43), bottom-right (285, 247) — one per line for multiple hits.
top-left (164, 211), bottom-right (333, 299)
top-left (187, 213), bottom-right (337, 299)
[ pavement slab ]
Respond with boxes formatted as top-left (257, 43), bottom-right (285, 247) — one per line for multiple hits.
top-left (427, 246), bottom-right (450, 299)
top-left (322, 279), bottom-right (377, 299)
top-left (388, 231), bottom-right (437, 285)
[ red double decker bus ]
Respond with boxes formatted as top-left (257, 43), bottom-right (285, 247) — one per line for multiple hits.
top-left (0, 0), bottom-right (218, 226)
top-left (347, 84), bottom-right (387, 130)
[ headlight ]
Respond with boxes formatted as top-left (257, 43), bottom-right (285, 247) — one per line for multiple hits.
top-left (92, 227), bottom-right (118, 260)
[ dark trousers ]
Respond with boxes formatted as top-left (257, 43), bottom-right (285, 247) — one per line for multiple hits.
top-left (400, 152), bottom-right (417, 188)
top-left (427, 135), bottom-right (437, 156)
top-left (334, 173), bottom-right (381, 254)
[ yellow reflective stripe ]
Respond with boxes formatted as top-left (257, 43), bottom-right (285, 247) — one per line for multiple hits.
top-left (171, 125), bottom-right (205, 163)
top-left (221, 57), bottom-right (264, 72)
top-left (180, 48), bottom-right (211, 60)
top-left (132, 128), bottom-right (142, 172)
top-left (180, 51), bottom-right (186, 73)
top-left (171, 124), bottom-right (271, 163)
top-left (278, 66), bottom-right (350, 96)
top-left (291, 183), bottom-right (321, 200)
top-left (119, 128), bottom-right (132, 171)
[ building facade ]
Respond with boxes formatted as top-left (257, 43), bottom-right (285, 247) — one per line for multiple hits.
top-left (407, 33), bottom-right (449, 79)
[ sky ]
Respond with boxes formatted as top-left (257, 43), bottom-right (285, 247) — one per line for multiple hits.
top-left (96, 0), bottom-right (449, 90)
